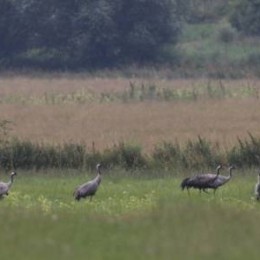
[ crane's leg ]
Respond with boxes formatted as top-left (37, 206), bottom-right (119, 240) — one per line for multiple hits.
top-left (202, 189), bottom-right (209, 194)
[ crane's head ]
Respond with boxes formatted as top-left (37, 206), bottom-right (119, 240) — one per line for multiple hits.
top-left (96, 163), bottom-right (102, 173)
top-left (217, 164), bottom-right (222, 170)
top-left (10, 171), bottom-right (17, 177)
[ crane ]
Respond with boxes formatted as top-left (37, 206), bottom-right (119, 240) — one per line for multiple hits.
top-left (181, 165), bottom-right (222, 194)
top-left (0, 171), bottom-right (17, 198)
top-left (74, 163), bottom-right (102, 201)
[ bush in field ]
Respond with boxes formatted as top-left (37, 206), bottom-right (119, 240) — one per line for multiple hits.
top-left (217, 24), bottom-right (236, 43)
top-left (227, 133), bottom-right (260, 167)
top-left (96, 142), bottom-right (147, 169)
top-left (2, 125), bottom-right (260, 171)
top-left (151, 137), bottom-right (223, 170)
top-left (152, 142), bottom-right (183, 170)
top-left (0, 138), bottom-right (147, 171)
top-left (182, 136), bottom-right (220, 169)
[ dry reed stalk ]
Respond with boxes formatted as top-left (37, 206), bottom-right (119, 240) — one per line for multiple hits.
top-left (0, 76), bottom-right (259, 96)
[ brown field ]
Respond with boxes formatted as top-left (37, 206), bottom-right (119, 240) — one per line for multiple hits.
top-left (1, 75), bottom-right (260, 152)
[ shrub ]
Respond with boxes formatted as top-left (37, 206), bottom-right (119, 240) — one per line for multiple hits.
top-left (227, 133), bottom-right (260, 167)
top-left (217, 25), bottom-right (236, 43)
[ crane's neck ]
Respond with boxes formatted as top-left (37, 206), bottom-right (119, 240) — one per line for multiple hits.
top-left (228, 168), bottom-right (233, 179)
top-left (216, 167), bottom-right (221, 176)
top-left (7, 174), bottom-right (15, 187)
top-left (95, 169), bottom-right (102, 185)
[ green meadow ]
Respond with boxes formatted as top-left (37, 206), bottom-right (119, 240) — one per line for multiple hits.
top-left (0, 169), bottom-right (260, 260)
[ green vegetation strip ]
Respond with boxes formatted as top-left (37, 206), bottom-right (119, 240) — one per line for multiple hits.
top-left (1, 134), bottom-right (260, 171)
top-left (0, 173), bottom-right (260, 260)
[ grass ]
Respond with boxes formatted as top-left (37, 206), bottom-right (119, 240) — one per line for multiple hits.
top-left (0, 169), bottom-right (260, 260)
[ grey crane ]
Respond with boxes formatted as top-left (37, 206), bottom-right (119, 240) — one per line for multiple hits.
top-left (181, 165), bottom-right (222, 194)
top-left (207, 165), bottom-right (235, 194)
top-left (74, 163), bottom-right (102, 201)
top-left (255, 171), bottom-right (260, 201)
top-left (0, 171), bottom-right (17, 198)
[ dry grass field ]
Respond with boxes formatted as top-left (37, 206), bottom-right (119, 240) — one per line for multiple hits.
top-left (1, 75), bottom-right (260, 152)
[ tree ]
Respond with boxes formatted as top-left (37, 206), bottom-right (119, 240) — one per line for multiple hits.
top-left (70, 0), bottom-right (182, 67)
top-left (70, 0), bottom-right (119, 67)
top-left (0, 0), bottom-right (183, 68)
top-left (230, 0), bottom-right (260, 36)
top-left (0, 0), bottom-right (27, 60)
top-left (18, 0), bottom-right (78, 49)
top-left (116, 0), bottom-right (181, 63)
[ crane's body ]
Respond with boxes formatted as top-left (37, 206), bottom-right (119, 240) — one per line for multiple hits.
top-left (181, 165), bottom-right (222, 193)
top-left (74, 164), bottom-right (102, 201)
top-left (0, 172), bottom-right (17, 198)
top-left (255, 172), bottom-right (260, 201)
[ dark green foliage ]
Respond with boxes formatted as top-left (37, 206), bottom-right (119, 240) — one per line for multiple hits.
top-left (152, 137), bottom-right (222, 170)
top-left (217, 25), bottom-right (236, 43)
top-left (227, 133), bottom-right (260, 167)
top-left (230, 0), bottom-right (260, 36)
top-left (1, 129), bottom-right (260, 171)
top-left (182, 136), bottom-right (218, 169)
top-left (0, 0), bottom-right (182, 69)
top-left (105, 143), bottom-right (147, 169)
top-left (152, 142), bottom-right (183, 169)
top-left (0, 138), bottom-right (147, 171)
top-left (0, 0), bottom-right (27, 60)
top-left (185, 0), bottom-right (230, 23)
top-left (70, 0), bottom-right (182, 67)
top-left (114, 0), bottom-right (181, 64)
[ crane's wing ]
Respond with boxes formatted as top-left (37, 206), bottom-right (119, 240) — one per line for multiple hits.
top-left (74, 180), bottom-right (98, 197)
top-left (189, 173), bottom-right (216, 183)
top-left (209, 175), bottom-right (229, 187)
top-left (80, 181), bottom-right (98, 195)
top-left (0, 183), bottom-right (8, 195)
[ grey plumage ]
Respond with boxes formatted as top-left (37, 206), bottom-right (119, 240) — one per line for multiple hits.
top-left (74, 163), bottom-right (102, 201)
top-left (207, 165), bottom-right (235, 193)
top-left (0, 171), bottom-right (17, 198)
top-left (255, 171), bottom-right (260, 201)
top-left (181, 165), bottom-right (222, 193)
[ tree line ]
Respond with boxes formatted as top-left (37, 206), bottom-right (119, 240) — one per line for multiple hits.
top-left (0, 0), bottom-right (183, 69)
top-left (0, 0), bottom-right (259, 70)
